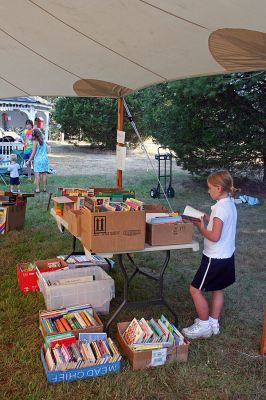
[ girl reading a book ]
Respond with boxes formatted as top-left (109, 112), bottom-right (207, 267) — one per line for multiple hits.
top-left (182, 170), bottom-right (237, 339)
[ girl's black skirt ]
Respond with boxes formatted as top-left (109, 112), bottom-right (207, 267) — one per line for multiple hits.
top-left (191, 253), bottom-right (235, 291)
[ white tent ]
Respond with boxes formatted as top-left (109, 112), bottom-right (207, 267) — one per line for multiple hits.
top-left (0, 0), bottom-right (265, 98)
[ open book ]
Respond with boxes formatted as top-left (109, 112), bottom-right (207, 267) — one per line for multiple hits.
top-left (182, 205), bottom-right (205, 221)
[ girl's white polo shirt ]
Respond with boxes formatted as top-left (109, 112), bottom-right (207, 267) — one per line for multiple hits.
top-left (203, 197), bottom-right (237, 259)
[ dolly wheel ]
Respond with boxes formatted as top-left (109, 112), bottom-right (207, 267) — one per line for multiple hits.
top-left (167, 186), bottom-right (175, 198)
top-left (150, 188), bottom-right (159, 198)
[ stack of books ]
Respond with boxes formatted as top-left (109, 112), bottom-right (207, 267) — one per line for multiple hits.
top-left (123, 315), bottom-right (184, 351)
top-left (84, 195), bottom-right (144, 213)
top-left (43, 332), bottom-right (121, 371)
top-left (40, 305), bottom-right (101, 335)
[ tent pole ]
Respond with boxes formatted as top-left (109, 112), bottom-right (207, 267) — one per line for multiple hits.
top-left (116, 97), bottom-right (124, 189)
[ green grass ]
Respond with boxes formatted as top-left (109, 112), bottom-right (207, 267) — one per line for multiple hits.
top-left (0, 171), bottom-right (265, 400)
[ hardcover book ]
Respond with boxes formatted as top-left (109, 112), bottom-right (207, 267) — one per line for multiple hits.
top-left (182, 205), bottom-right (204, 221)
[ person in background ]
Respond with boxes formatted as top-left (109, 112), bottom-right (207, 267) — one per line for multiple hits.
top-left (8, 153), bottom-right (20, 193)
top-left (26, 128), bottom-right (49, 193)
top-left (21, 119), bottom-right (33, 180)
top-left (182, 170), bottom-right (237, 339)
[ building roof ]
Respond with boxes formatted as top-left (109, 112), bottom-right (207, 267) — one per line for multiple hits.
top-left (0, 96), bottom-right (51, 106)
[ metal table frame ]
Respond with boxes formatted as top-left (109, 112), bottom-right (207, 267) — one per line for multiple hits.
top-left (99, 242), bottom-right (199, 332)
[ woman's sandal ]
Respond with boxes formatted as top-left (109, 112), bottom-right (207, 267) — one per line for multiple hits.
top-left (43, 188), bottom-right (47, 192)
top-left (35, 189), bottom-right (40, 193)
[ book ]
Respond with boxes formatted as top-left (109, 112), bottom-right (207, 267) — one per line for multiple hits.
top-left (51, 275), bottom-right (95, 286)
top-left (123, 318), bottom-right (145, 345)
top-left (182, 205), bottom-right (205, 221)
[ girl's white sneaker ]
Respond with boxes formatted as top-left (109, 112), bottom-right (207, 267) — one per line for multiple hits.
top-left (194, 318), bottom-right (220, 335)
top-left (181, 321), bottom-right (212, 339)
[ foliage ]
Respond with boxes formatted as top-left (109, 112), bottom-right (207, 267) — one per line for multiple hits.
top-left (53, 97), bottom-right (145, 149)
top-left (138, 71), bottom-right (266, 182)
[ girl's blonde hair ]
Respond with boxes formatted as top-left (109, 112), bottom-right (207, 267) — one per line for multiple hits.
top-left (207, 170), bottom-right (238, 197)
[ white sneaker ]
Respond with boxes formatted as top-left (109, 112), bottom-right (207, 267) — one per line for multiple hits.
top-left (181, 321), bottom-right (212, 339)
top-left (194, 318), bottom-right (220, 335)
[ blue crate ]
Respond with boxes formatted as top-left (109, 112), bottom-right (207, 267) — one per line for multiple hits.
top-left (41, 350), bottom-right (120, 383)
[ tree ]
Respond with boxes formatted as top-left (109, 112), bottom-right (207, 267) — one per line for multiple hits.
top-left (54, 97), bottom-right (143, 149)
top-left (139, 71), bottom-right (266, 182)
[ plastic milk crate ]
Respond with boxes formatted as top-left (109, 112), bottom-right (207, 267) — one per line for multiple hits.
top-left (37, 266), bottom-right (115, 314)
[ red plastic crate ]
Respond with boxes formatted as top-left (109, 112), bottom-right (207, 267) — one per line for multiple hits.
top-left (17, 258), bottom-right (68, 294)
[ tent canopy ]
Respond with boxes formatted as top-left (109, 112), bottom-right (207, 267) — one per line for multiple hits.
top-left (0, 0), bottom-right (265, 98)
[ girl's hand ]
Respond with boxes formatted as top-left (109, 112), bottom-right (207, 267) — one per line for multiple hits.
top-left (192, 217), bottom-right (205, 231)
top-left (203, 213), bottom-right (210, 222)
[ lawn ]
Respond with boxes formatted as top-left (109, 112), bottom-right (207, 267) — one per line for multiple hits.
top-left (0, 171), bottom-right (265, 400)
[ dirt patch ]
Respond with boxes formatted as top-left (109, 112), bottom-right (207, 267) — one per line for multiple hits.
top-left (48, 141), bottom-right (182, 177)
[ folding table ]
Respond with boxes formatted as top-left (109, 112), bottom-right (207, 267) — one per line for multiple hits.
top-left (50, 208), bottom-right (199, 331)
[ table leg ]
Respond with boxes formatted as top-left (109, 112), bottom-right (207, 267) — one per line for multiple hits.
top-left (64, 235), bottom-right (85, 261)
top-left (105, 250), bottom-right (179, 332)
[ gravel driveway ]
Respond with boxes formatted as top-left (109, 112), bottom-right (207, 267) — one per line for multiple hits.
top-left (48, 141), bottom-right (182, 177)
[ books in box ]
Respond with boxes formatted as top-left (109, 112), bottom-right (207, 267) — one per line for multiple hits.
top-left (39, 305), bottom-right (104, 338)
top-left (41, 332), bottom-right (121, 383)
top-left (117, 318), bottom-right (189, 371)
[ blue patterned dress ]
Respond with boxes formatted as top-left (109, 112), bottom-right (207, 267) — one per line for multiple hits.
top-left (33, 141), bottom-right (49, 173)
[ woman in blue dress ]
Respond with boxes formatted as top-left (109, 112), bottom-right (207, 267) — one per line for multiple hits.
top-left (26, 128), bottom-right (49, 193)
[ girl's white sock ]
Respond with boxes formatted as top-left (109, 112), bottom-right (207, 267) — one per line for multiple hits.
top-left (198, 319), bottom-right (210, 328)
top-left (209, 316), bottom-right (219, 325)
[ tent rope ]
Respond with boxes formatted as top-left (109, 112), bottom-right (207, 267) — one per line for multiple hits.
top-left (123, 98), bottom-right (174, 213)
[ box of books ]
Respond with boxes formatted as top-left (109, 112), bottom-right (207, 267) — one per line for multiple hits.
top-left (37, 266), bottom-right (115, 314)
top-left (17, 259), bottom-right (67, 294)
top-left (145, 219), bottom-right (193, 246)
top-left (64, 209), bottom-right (83, 237)
top-left (41, 332), bottom-right (121, 383)
top-left (143, 204), bottom-right (169, 213)
top-left (80, 206), bottom-right (145, 253)
top-left (52, 196), bottom-right (75, 217)
top-left (57, 254), bottom-right (112, 273)
top-left (116, 316), bottom-right (189, 371)
top-left (39, 305), bottom-right (104, 338)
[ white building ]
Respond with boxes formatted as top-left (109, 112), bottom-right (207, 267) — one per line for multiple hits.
top-left (0, 96), bottom-right (52, 141)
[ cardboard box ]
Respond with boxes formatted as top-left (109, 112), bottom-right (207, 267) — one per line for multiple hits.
top-left (52, 196), bottom-right (74, 216)
top-left (116, 322), bottom-right (189, 370)
top-left (35, 258), bottom-right (68, 272)
top-left (143, 204), bottom-right (168, 213)
top-left (39, 309), bottom-right (104, 338)
top-left (80, 207), bottom-right (145, 253)
top-left (145, 221), bottom-right (193, 246)
top-left (65, 209), bottom-right (83, 237)
top-left (41, 348), bottom-right (120, 383)
top-left (17, 259), bottom-right (68, 294)
top-left (5, 202), bottom-right (27, 231)
top-left (16, 263), bottom-right (39, 293)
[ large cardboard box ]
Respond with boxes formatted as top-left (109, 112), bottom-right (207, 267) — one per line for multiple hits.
top-left (65, 209), bottom-right (83, 237)
top-left (80, 207), bottom-right (145, 253)
top-left (5, 202), bottom-right (27, 231)
top-left (116, 322), bottom-right (189, 371)
top-left (146, 221), bottom-right (193, 246)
